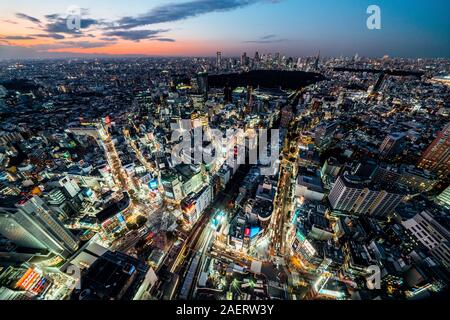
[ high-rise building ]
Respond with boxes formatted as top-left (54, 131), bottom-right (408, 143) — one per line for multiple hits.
top-left (160, 170), bottom-right (184, 203)
top-left (313, 51), bottom-right (320, 70)
top-left (314, 121), bottom-right (338, 149)
top-left (401, 211), bottom-right (450, 269)
top-left (437, 185), bottom-right (450, 208)
top-left (241, 52), bottom-right (248, 67)
top-left (181, 185), bottom-right (212, 224)
top-left (247, 86), bottom-right (253, 109)
top-left (49, 176), bottom-right (81, 198)
top-left (223, 85), bottom-right (232, 103)
top-left (280, 106), bottom-right (294, 128)
top-left (216, 51), bottom-right (222, 70)
top-left (197, 72), bottom-right (209, 99)
top-left (254, 51), bottom-right (260, 62)
top-left (0, 195), bottom-right (79, 258)
top-left (328, 174), bottom-right (404, 217)
top-left (379, 132), bottom-right (405, 158)
top-left (418, 122), bottom-right (450, 178)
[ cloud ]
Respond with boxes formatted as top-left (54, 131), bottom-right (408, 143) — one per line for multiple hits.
top-left (156, 38), bottom-right (176, 42)
top-left (15, 13), bottom-right (41, 24)
top-left (244, 39), bottom-right (287, 43)
top-left (32, 33), bottom-right (66, 40)
top-left (103, 29), bottom-right (169, 42)
top-left (113, 0), bottom-right (275, 29)
top-left (244, 34), bottom-right (287, 43)
top-left (44, 17), bottom-right (100, 34)
top-left (5, 1), bottom-right (279, 49)
top-left (99, 37), bottom-right (118, 41)
top-left (1, 19), bottom-right (18, 25)
top-left (1, 36), bottom-right (36, 40)
top-left (260, 34), bottom-right (276, 40)
top-left (44, 14), bottom-right (60, 20)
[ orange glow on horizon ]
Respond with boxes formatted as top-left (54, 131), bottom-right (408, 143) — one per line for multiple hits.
top-left (2, 36), bottom-right (225, 56)
top-left (48, 39), bottom-right (222, 56)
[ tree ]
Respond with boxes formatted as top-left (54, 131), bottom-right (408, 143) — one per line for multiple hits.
top-left (127, 222), bottom-right (138, 230)
top-left (136, 215), bottom-right (148, 227)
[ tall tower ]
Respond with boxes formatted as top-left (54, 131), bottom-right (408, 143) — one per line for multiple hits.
top-left (313, 51), bottom-right (320, 70)
top-left (418, 122), bottom-right (450, 178)
top-left (241, 52), bottom-right (248, 67)
top-left (254, 51), bottom-right (260, 62)
top-left (216, 51), bottom-right (222, 70)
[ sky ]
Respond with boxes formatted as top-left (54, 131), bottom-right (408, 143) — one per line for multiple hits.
top-left (0, 0), bottom-right (449, 59)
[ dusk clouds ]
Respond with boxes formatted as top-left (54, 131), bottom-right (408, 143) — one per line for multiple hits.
top-left (103, 29), bottom-right (171, 42)
top-left (113, 0), bottom-right (268, 29)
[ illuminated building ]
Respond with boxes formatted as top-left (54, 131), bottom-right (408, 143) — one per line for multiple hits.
top-left (218, 165), bottom-right (231, 189)
top-left (328, 174), bottom-right (404, 217)
top-left (181, 185), bottom-right (212, 225)
top-left (314, 121), bottom-right (338, 150)
top-left (71, 250), bottom-right (149, 300)
top-left (418, 122), bottom-right (450, 178)
top-left (379, 132), bottom-right (405, 158)
top-left (430, 74), bottom-right (450, 86)
top-left (0, 266), bottom-right (52, 299)
top-left (95, 192), bottom-right (130, 236)
top-left (398, 165), bottom-right (437, 193)
top-left (175, 164), bottom-right (203, 197)
top-left (436, 185), bottom-right (450, 208)
top-left (401, 211), bottom-right (450, 269)
top-left (296, 174), bottom-right (325, 201)
top-left (197, 72), bottom-right (209, 99)
top-left (320, 157), bottom-right (343, 184)
top-left (216, 51), bottom-right (222, 69)
top-left (280, 106), bottom-right (293, 128)
top-left (0, 195), bottom-right (79, 258)
top-left (313, 275), bottom-right (348, 300)
top-left (228, 212), bottom-right (262, 251)
top-left (291, 226), bottom-right (320, 267)
top-left (160, 170), bottom-right (184, 203)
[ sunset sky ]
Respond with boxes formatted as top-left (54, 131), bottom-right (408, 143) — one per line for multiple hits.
top-left (1, 0), bottom-right (449, 59)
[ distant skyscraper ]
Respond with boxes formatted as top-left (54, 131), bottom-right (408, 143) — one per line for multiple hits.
top-left (0, 196), bottom-right (79, 258)
top-left (241, 52), bottom-right (248, 67)
top-left (313, 51), bottom-right (320, 70)
top-left (275, 52), bottom-right (280, 63)
top-left (418, 122), bottom-right (450, 178)
top-left (254, 51), bottom-right (260, 62)
top-left (216, 51), bottom-right (222, 70)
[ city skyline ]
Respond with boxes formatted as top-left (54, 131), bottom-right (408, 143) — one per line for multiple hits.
top-left (0, 0), bottom-right (449, 307)
top-left (1, 0), bottom-right (450, 60)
